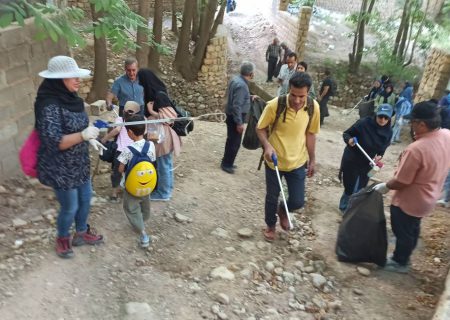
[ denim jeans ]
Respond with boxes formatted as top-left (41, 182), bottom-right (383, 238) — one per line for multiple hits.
top-left (54, 180), bottom-right (92, 237)
top-left (390, 205), bottom-right (422, 265)
top-left (442, 170), bottom-right (450, 202)
top-left (152, 152), bottom-right (173, 199)
top-left (264, 164), bottom-right (306, 228)
top-left (222, 114), bottom-right (243, 168)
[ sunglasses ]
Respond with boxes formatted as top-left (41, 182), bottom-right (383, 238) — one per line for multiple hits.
top-left (377, 115), bottom-right (389, 120)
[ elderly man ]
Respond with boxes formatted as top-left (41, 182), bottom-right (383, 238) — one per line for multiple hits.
top-left (374, 100), bottom-right (450, 273)
top-left (221, 61), bottom-right (255, 174)
top-left (106, 57), bottom-right (144, 116)
top-left (265, 38), bottom-right (281, 83)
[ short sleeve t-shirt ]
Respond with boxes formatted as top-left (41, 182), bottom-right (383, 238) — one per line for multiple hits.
top-left (257, 95), bottom-right (320, 171)
top-left (277, 65), bottom-right (296, 96)
top-left (320, 77), bottom-right (333, 98)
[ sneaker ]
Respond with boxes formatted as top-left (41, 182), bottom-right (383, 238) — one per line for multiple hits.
top-left (150, 196), bottom-right (170, 202)
top-left (55, 237), bottom-right (74, 259)
top-left (383, 257), bottom-right (410, 274)
top-left (72, 224), bottom-right (104, 246)
top-left (220, 164), bottom-right (235, 174)
top-left (109, 196), bottom-right (120, 203)
top-left (437, 199), bottom-right (450, 208)
top-left (139, 233), bottom-right (151, 248)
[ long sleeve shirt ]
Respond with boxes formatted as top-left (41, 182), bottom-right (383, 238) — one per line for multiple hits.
top-left (225, 75), bottom-right (251, 125)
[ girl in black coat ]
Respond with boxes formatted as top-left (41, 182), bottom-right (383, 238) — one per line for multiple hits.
top-left (338, 104), bottom-right (393, 212)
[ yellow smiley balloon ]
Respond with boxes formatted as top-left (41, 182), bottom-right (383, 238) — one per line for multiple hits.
top-left (125, 161), bottom-right (157, 197)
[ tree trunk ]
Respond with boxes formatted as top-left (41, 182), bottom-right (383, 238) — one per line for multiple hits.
top-left (348, 0), bottom-right (367, 73)
top-left (393, 0), bottom-right (411, 57)
top-left (171, 0), bottom-right (178, 34)
top-left (404, 0), bottom-right (430, 67)
top-left (191, 0), bottom-right (200, 41)
top-left (136, 0), bottom-right (151, 68)
top-left (174, 0), bottom-right (196, 79)
top-left (397, 8), bottom-right (410, 61)
top-left (193, 0), bottom-right (218, 59)
top-left (148, 0), bottom-right (163, 70)
top-left (210, 0), bottom-right (226, 39)
top-left (87, 3), bottom-right (108, 103)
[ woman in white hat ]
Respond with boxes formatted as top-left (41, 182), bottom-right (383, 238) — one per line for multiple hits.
top-left (35, 55), bottom-right (105, 258)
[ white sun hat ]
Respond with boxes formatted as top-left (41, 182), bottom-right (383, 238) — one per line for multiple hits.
top-left (39, 55), bottom-right (91, 79)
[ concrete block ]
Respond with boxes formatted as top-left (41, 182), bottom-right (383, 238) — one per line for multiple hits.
top-left (10, 78), bottom-right (35, 100)
top-left (6, 64), bottom-right (31, 85)
top-left (0, 122), bottom-right (18, 142)
top-left (0, 50), bottom-right (10, 70)
top-left (90, 100), bottom-right (107, 116)
top-left (0, 86), bottom-right (16, 103)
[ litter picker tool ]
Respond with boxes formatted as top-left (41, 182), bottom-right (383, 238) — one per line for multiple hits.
top-left (271, 153), bottom-right (293, 230)
top-left (352, 137), bottom-right (382, 177)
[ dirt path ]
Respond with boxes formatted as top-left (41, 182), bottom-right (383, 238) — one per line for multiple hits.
top-left (0, 1), bottom-right (449, 319)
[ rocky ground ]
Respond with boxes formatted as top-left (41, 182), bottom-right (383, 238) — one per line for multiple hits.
top-left (0, 1), bottom-right (449, 319)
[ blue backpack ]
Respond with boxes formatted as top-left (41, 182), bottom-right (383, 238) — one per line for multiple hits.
top-left (125, 142), bottom-right (155, 180)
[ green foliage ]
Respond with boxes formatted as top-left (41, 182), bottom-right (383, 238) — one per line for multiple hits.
top-left (290, 0), bottom-right (316, 7)
top-left (0, 0), bottom-right (85, 46)
top-left (323, 58), bottom-right (348, 85)
top-left (372, 46), bottom-right (421, 81)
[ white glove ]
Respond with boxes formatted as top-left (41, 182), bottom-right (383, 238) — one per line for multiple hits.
top-left (373, 182), bottom-right (390, 194)
top-left (89, 139), bottom-right (107, 156)
top-left (81, 126), bottom-right (100, 141)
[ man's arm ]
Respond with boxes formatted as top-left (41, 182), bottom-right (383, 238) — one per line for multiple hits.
top-left (306, 132), bottom-right (316, 177)
top-left (256, 127), bottom-right (275, 162)
top-left (230, 85), bottom-right (247, 133)
top-left (106, 91), bottom-right (116, 110)
top-left (319, 86), bottom-right (329, 100)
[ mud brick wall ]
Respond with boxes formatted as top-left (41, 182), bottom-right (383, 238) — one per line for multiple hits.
top-left (196, 25), bottom-right (228, 115)
top-left (415, 47), bottom-right (450, 103)
top-left (0, 18), bottom-right (69, 181)
top-left (315, 0), bottom-right (395, 19)
top-left (68, 0), bottom-right (184, 13)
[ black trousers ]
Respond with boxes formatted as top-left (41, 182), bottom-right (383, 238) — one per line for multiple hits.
top-left (390, 205), bottom-right (422, 265)
top-left (222, 114), bottom-right (243, 168)
top-left (267, 56), bottom-right (278, 81)
top-left (319, 96), bottom-right (330, 126)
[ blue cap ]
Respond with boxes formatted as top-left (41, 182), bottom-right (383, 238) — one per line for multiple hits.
top-left (377, 104), bottom-right (393, 118)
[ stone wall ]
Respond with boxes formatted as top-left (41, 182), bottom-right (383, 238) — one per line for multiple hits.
top-left (196, 25), bottom-right (228, 114)
top-left (315, 0), bottom-right (395, 19)
top-left (68, 0), bottom-right (184, 13)
top-left (415, 47), bottom-right (450, 102)
top-left (271, 11), bottom-right (298, 52)
top-left (0, 18), bottom-right (69, 181)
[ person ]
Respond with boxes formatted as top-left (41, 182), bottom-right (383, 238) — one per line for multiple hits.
top-left (265, 38), bottom-right (281, 82)
top-left (296, 61), bottom-right (316, 98)
top-left (391, 96), bottom-right (412, 144)
top-left (373, 100), bottom-right (450, 273)
top-left (118, 114), bottom-right (157, 248)
top-left (280, 42), bottom-right (293, 64)
top-left (106, 57), bottom-right (144, 116)
top-left (338, 104), bottom-right (393, 212)
top-left (277, 52), bottom-right (297, 96)
top-left (221, 61), bottom-right (254, 174)
top-left (366, 79), bottom-right (382, 101)
top-left (35, 56), bottom-right (105, 258)
top-left (145, 91), bottom-right (181, 201)
top-left (399, 81), bottom-right (413, 105)
top-left (101, 101), bottom-right (142, 202)
top-left (256, 72), bottom-right (320, 241)
top-left (436, 92), bottom-right (450, 207)
top-left (318, 68), bottom-right (334, 126)
top-left (375, 83), bottom-right (395, 108)
top-left (138, 68), bottom-right (168, 105)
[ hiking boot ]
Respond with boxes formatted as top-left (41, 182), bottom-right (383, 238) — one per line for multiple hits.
top-left (72, 224), bottom-right (104, 246)
top-left (263, 227), bottom-right (276, 242)
top-left (383, 257), bottom-right (410, 274)
top-left (139, 233), bottom-right (151, 248)
top-left (277, 206), bottom-right (290, 231)
top-left (55, 236), bottom-right (74, 259)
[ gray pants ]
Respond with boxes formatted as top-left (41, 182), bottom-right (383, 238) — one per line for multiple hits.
top-left (123, 191), bottom-right (150, 233)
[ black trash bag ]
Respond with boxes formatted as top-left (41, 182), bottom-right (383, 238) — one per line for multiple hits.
top-left (242, 98), bottom-right (266, 150)
top-left (358, 100), bottom-right (375, 119)
top-left (99, 140), bottom-right (118, 163)
top-left (336, 185), bottom-right (387, 267)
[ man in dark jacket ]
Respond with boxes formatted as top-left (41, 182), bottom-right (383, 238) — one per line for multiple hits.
top-left (221, 62), bottom-right (255, 174)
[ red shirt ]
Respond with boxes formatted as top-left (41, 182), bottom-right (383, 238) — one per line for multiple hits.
top-left (391, 129), bottom-right (450, 217)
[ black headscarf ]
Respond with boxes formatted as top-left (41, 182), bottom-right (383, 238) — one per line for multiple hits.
top-left (380, 84), bottom-right (394, 103)
top-left (138, 68), bottom-right (167, 105)
top-left (34, 79), bottom-right (84, 126)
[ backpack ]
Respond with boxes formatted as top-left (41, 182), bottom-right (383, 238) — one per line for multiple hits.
top-left (124, 141), bottom-right (158, 197)
top-left (335, 185), bottom-right (387, 267)
top-left (19, 129), bottom-right (40, 178)
top-left (242, 98), bottom-right (267, 150)
top-left (257, 95), bottom-right (315, 169)
top-left (229, 0), bottom-right (237, 11)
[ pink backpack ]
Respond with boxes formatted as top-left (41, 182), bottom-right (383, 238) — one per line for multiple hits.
top-left (19, 129), bottom-right (40, 177)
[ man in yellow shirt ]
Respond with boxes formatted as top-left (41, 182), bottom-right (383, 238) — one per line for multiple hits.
top-left (256, 72), bottom-right (320, 241)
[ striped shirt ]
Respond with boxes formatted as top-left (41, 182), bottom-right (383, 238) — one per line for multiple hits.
top-left (266, 44), bottom-right (281, 59)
